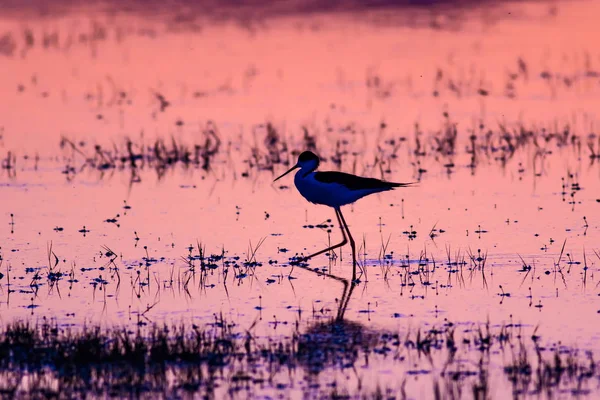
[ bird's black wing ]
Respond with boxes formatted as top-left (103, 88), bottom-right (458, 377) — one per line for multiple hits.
top-left (314, 171), bottom-right (411, 191)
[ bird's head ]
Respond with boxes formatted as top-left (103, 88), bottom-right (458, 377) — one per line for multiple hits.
top-left (274, 151), bottom-right (320, 182)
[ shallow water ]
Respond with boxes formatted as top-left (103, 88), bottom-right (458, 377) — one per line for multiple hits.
top-left (1, 0), bottom-right (600, 397)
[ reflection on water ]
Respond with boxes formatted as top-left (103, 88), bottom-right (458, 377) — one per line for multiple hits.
top-left (295, 266), bottom-right (369, 377)
top-left (1, 0), bottom-right (600, 397)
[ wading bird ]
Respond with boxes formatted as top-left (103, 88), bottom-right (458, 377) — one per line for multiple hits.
top-left (274, 151), bottom-right (413, 281)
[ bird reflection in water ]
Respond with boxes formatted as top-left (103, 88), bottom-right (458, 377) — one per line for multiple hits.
top-left (293, 264), bottom-right (379, 376)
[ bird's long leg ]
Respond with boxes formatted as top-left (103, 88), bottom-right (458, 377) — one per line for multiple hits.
top-left (337, 207), bottom-right (358, 282)
top-left (302, 207), bottom-right (347, 261)
top-left (336, 281), bottom-right (357, 321)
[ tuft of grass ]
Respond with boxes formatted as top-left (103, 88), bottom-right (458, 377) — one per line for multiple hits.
top-left (0, 315), bottom-right (597, 398)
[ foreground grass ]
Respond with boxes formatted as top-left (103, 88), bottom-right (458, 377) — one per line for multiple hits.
top-left (0, 316), bottom-right (597, 399)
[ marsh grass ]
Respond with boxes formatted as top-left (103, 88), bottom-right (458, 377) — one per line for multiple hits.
top-left (6, 238), bottom-right (597, 324)
top-left (38, 110), bottom-right (598, 208)
top-left (0, 316), bottom-right (596, 398)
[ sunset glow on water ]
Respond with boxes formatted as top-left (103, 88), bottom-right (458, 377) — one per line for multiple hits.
top-left (1, 0), bottom-right (599, 397)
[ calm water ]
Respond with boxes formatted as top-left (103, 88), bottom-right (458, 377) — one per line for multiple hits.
top-left (1, 0), bottom-right (600, 397)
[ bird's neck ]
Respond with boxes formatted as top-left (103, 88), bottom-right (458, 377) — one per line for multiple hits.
top-left (297, 167), bottom-right (316, 179)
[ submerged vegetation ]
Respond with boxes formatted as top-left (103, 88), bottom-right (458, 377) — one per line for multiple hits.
top-left (0, 239), bottom-right (598, 397)
top-left (4, 113), bottom-right (591, 190)
top-left (0, 316), bottom-right (597, 398)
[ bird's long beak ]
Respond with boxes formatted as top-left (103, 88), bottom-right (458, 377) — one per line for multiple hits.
top-left (274, 164), bottom-right (299, 182)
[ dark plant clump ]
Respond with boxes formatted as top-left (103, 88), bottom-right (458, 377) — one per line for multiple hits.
top-left (0, 317), bottom-right (596, 398)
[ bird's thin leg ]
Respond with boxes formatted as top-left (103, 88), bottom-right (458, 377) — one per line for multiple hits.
top-left (337, 207), bottom-right (358, 282)
top-left (303, 207), bottom-right (347, 261)
top-left (336, 281), bottom-right (357, 321)
top-left (335, 278), bottom-right (350, 321)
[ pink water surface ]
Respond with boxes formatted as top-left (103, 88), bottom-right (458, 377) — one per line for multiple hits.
top-left (0, 0), bottom-right (599, 397)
